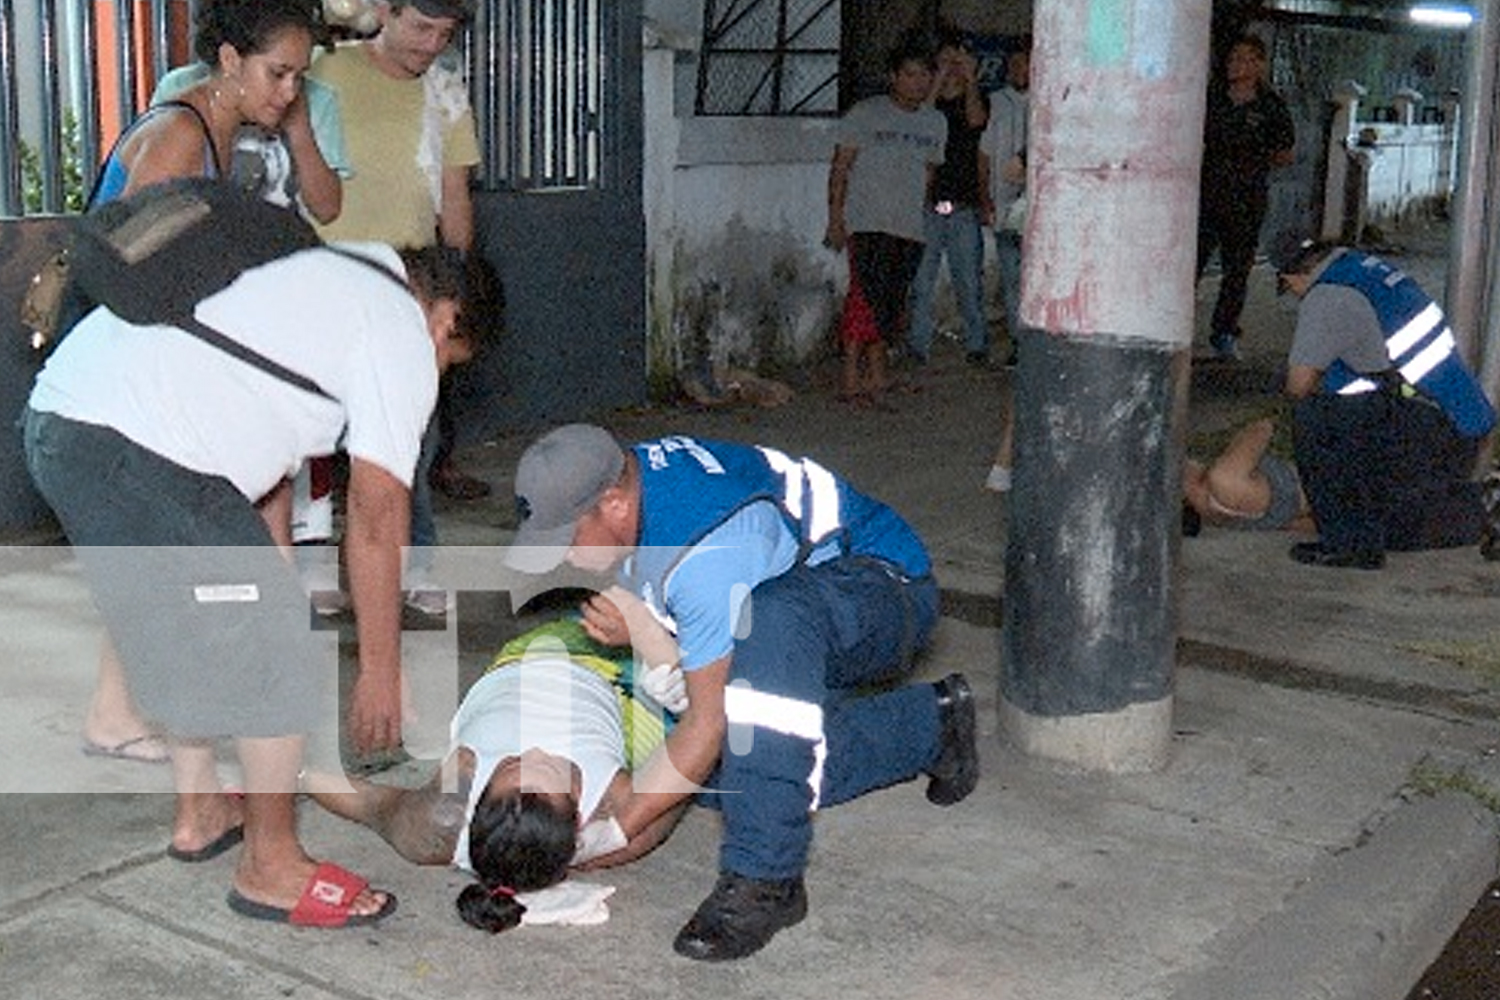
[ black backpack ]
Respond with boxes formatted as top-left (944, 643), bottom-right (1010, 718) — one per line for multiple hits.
top-left (53, 177), bottom-right (407, 398)
top-left (68, 175), bottom-right (323, 328)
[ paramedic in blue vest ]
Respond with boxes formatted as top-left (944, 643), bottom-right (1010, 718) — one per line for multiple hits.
top-left (505, 424), bottom-right (979, 961)
top-left (1277, 237), bottom-right (1496, 569)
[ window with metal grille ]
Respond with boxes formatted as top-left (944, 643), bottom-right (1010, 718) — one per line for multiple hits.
top-left (475, 0), bottom-right (608, 191)
top-left (695, 0), bottom-right (838, 116)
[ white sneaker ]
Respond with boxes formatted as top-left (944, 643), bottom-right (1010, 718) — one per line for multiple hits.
top-left (297, 546), bottom-right (348, 617)
top-left (984, 464), bottom-right (1012, 493)
top-left (403, 568), bottom-right (453, 617)
top-left (404, 588), bottom-right (452, 617)
top-left (310, 589), bottom-right (351, 617)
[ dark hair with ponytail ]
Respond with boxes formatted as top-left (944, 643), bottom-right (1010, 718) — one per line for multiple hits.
top-left (454, 791), bottom-right (578, 933)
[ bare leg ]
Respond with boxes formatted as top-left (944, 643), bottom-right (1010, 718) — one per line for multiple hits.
top-left (230, 735), bottom-right (390, 916)
top-left (169, 738), bottom-right (243, 855)
top-left (305, 759), bottom-right (464, 866)
top-left (840, 342), bottom-right (861, 400)
top-left (865, 341), bottom-right (889, 399)
top-left (986, 387), bottom-right (1015, 492)
top-left (83, 638), bottom-right (168, 760)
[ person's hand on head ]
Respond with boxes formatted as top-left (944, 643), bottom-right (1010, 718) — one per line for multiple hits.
top-left (579, 590), bottom-right (631, 647)
top-left (580, 586), bottom-right (681, 676)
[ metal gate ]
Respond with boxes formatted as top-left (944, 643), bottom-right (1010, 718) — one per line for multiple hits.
top-left (0, 0), bottom-right (646, 533)
top-left (460, 0), bottom-right (646, 438)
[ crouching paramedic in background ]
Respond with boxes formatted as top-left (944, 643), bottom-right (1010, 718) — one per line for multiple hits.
top-left (22, 240), bottom-right (488, 928)
top-left (505, 425), bottom-right (980, 961)
top-left (1276, 237), bottom-right (1495, 569)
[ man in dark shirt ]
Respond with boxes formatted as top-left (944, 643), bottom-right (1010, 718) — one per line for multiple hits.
top-left (1196, 34), bottom-right (1295, 360)
top-left (908, 33), bottom-right (992, 367)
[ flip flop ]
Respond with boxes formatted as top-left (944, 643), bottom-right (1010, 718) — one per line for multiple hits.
top-left (81, 734), bottom-right (170, 765)
top-left (227, 862), bottom-right (397, 928)
top-left (167, 823), bottom-right (244, 863)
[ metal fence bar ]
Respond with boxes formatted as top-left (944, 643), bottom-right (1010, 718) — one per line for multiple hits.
top-left (75, 0), bottom-right (99, 192)
top-left (112, 0), bottom-right (134, 136)
top-left (1, 0), bottom-right (607, 216)
top-left (0, 0), bottom-right (20, 215)
top-left (37, 0), bottom-right (63, 211)
top-left (150, 0), bottom-right (170, 82)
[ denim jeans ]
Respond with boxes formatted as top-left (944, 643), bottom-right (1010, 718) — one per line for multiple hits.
top-left (993, 228), bottom-right (1025, 345)
top-left (908, 205), bottom-right (989, 358)
top-left (408, 409), bottom-right (441, 575)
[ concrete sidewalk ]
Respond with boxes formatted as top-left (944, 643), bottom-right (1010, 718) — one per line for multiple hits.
top-left (2, 233), bottom-right (1499, 1000)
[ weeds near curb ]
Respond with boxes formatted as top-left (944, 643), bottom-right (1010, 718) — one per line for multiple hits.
top-left (1408, 756), bottom-right (1500, 814)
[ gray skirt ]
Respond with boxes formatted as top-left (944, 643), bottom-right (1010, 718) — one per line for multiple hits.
top-left (23, 408), bottom-right (331, 740)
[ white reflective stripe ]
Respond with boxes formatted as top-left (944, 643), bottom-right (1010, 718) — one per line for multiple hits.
top-left (801, 458), bottom-right (842, 543)
top-left (1387, 303), bottom-right (1443, 360)
top-left (757, 447), bottom-right (844, 544)
top-left (1399, 329), bottom-right (1456, 385)
top-left (1338, 378), bottom-right (1379, 396)
top-left (723, 685), bottom-right (828, 811)
top-left (757, 446), bottom-right (805, 520)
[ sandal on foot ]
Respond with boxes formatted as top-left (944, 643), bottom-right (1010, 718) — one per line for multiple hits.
top-left (167, 823), bottom-right (245, 863)
top-left (227, 862), bottom-right (397, 928)
top-left (81, 734), bottom-right (170, 765)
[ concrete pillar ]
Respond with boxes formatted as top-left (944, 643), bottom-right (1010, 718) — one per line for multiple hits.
top-left (999, 0), bottom-right (1210, 773)
top-left (1436, 90), bottom-right (1460, 204)
top-left (1447, 0), bottom-right (1500, 377)
top-left (1392, 87), bottom-right (1422, 127)
top-left (1320, 80), bottom-right (1366, 241)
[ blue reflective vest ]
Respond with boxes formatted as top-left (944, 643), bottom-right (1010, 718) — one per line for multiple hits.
top-left (1315, 250), bottom-right (1496, 438)
top-left (624, 436), bottom-right (931, 616)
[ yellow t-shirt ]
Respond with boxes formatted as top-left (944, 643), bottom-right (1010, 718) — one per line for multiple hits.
top-left (309, 42), bottom-right (480, 248)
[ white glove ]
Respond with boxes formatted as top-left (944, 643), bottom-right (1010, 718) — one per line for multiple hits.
top-left (574, 816), bottom-right (628, 865)
top-left (638, 662), bottom-right (688, 714)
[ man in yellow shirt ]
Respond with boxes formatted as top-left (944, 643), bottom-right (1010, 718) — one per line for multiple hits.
top-left (313, 0), bottom-right (479, 249)
top-left (312, 0), bottom-right (489, 612)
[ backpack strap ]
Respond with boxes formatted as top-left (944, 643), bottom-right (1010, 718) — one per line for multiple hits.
top-left (173, 246), bottom-right (417, 402)
top-left (326, 246), bottom-right (416, 298)
top-left (178, 315), bottom-right (335, 400)
top-left (85, 101), bottom-right (219, 211)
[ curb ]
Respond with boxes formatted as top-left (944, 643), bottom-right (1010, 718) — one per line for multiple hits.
top-left (1166, 790), bottom-right (1499, 1000)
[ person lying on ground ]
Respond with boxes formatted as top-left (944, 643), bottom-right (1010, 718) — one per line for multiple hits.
top-left (306, 623), bottom-right (687, 934)
top-left (1182, 417), bottom-right (1313, 536)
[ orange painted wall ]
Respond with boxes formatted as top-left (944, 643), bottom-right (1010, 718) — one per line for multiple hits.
top-left (93, 0), bottom-right (191, 163)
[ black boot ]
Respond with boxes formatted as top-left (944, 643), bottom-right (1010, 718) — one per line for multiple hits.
top-left (672, 872), bottom-right (808, 962)
top-left (927, 673), bottom-right (979, 806)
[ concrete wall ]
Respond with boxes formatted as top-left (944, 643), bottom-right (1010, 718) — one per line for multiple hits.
top-left (644, 10), bottom-right (843, 385)
top-left (641, 1), bottom-right (1035, 388)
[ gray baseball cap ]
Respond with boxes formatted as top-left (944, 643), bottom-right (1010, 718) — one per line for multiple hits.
top-left (506, 424), bottom-right (625, 573)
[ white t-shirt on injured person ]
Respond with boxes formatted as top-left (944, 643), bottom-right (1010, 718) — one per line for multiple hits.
top-left (451, 656), bottom-right (627, 872)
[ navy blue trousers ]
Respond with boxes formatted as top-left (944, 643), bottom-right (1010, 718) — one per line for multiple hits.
top-left (1294, 390), bottom-right (1484, 553)
top-left (712, 558), bottom-right (941, 881)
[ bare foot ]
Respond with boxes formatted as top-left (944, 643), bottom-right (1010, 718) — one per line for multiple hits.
top-left (170, 792), bottom-right (245, 857)
top-left (83, 714), bottom-right (168, 764)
